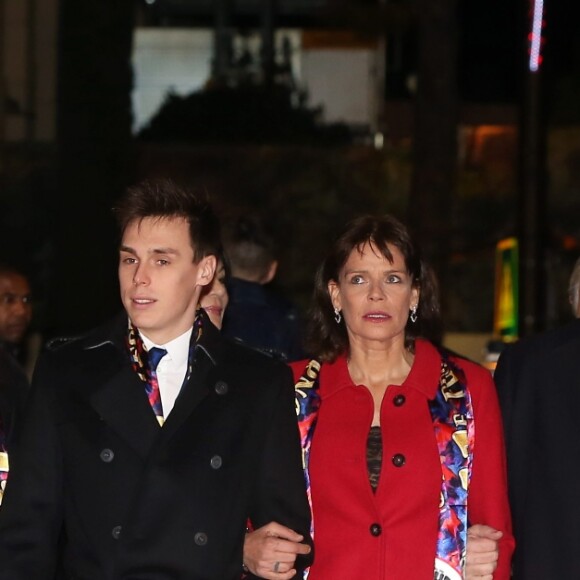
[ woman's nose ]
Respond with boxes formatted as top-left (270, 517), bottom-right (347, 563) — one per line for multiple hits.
top-left (368, 281), bottom-right (385, 300)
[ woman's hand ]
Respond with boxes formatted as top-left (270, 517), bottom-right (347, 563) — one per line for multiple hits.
top-left (465, 524), bottom-right (503, 580)
top-left (243, 522), bottom-right (311, 579)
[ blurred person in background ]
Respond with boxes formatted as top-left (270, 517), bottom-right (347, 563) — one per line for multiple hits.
top-left (494, 258), bottom-right (580, 579)
top-left (0, 265), bottom-right (32, 507)
top-left (0, 265), bottom-right (33, 374)
top-left (244, 214), bottom-right (513, 579)
top-left (222, 216), bottom-right (304, 362)
top-left (0, 346), bottom-right (28, 505)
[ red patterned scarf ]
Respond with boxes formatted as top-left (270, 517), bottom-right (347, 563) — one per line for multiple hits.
top-left (0, 416), bottom-right (8, 505)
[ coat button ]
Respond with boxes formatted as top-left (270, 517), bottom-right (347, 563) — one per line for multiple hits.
top-left (210, 455), bottom-right (222, 469)
top-left (99, 448), bottom-right (114, 463)
top-left (393, 394), bottom-right (406, 407)
top-left (111, 525), bottom-right (122, 540)
top-left (370, 523), bottom-right (382, 537)
top-left (214, 381), bottom-right (228, 395)
top-left (392, 453), bottom-right (406, 467)
top-left (194, 532), bottom-right (208, 546)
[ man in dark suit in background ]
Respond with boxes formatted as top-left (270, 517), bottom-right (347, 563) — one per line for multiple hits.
top-left (0, 179), bottom-right (312, 579)
top-left (0, 264), bottom-right (33, 372)
top-left (222, 216), bottom-right (304, 362)
top-left (494, 318), bottom-right (580, 579)
top-left (0, 346), bottom-right (28, 505)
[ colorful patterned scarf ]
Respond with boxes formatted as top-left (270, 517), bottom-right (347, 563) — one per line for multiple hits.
top-left (0, 416), bottom-right (8, 506)
top-left (429, 354), bottom-right (473, 580)
top-left (126, 310), bottom-right (203, 425)
top-left (295, 348), bottom-right (474, 580)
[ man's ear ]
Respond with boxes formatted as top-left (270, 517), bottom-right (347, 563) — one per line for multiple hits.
top-left (261, 260), bottom-right (278, 284)
top-left (197, 255), bottom-right (217, 288)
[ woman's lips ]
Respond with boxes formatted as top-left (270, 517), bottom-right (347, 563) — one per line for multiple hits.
top-left (363, 312), bottom-right (391, 321)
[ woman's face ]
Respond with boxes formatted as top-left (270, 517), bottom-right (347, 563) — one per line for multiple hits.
top-left (328, 242), bottom-right (419, 350)
top-left (200, 262), bottom-right (229, 329)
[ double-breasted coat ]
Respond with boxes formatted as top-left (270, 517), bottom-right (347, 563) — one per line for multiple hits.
top-left (0, 312), bottom-right (312, 579)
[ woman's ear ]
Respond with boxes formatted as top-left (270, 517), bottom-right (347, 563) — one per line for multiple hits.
top-left (327, 279), bottom-right (341, 311)
top-left (411, 285), bottom-right (420, 310)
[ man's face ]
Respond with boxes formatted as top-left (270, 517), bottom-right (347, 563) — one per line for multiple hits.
top-left (0, 272), bottom-right (32, 344)
top-left (119, 216), bottom-right (216, 344)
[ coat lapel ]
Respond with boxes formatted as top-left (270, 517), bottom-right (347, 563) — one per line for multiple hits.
top-left (159, 317), bottom-right (224, 442)
top-left (159, 345), bottom-right (217, 442)
top-left (90, 363), bottom-right (161, 459)
top-left (82, 314), bottom-right (161, 460)
top-left (85, 311), bottom-right (225, 453)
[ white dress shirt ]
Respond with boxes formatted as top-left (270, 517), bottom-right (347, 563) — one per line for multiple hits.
top-left (141, 328), bottom-right (193, 419)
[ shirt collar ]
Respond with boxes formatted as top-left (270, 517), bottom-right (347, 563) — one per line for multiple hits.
top-left (80, 310), bottom-right (224, 368)
top-left (320, 339), bottom-right (441, 400)
top-left (141, 328), bottom-right (193, 368)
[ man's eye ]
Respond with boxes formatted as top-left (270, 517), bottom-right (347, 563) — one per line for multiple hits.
top-left (157, 259), bottom-right (169, 266)
top-left (122, 257), bottom-right (137, 265)
top-left (0, 294), bottom-right (16, 305)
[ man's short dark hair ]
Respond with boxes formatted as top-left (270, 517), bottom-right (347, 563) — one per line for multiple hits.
top-left (113, 178), bottom-right (221, 263)
top-left (224, 216), bottom-right (277, 280)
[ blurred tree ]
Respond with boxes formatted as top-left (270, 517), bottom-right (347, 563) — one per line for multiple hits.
top-left (139, 84), bottom-right (352, 145)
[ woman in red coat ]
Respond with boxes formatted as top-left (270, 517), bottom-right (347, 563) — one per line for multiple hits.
top-left (244, 215), bottom-right (514, 579)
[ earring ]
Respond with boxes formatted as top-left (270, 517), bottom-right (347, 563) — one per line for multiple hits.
top-left (334, 307), bottom-right (342, 324)
top-left (410, 305), bottom-right (418, 323)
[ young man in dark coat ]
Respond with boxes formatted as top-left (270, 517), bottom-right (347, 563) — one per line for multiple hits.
top-left (494, 318), bottom-right (580, 579)
top-left (0, 179), bottom-right (312, 579)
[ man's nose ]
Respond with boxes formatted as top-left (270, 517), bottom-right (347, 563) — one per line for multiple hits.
top-left (133, 264), bottom-right (150, 286)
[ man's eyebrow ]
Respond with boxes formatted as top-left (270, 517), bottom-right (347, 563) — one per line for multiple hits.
top-left (119, 245), bottom-right (179, 255)
top-left (152, 248), bottom-right (179, 255)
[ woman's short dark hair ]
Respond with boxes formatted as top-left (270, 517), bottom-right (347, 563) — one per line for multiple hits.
top-left (306, 214), bottom-right (442, 362)
top-left (113, 178), bottom-right (221, 263)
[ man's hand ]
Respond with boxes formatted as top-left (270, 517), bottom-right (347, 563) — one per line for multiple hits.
top-left (243, 522), bottom-right (311, 579)
top-left (465, 524), bottom-right (503, 580)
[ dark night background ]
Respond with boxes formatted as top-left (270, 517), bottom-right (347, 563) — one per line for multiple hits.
top-left (1, 0), bottom-right (579, 353)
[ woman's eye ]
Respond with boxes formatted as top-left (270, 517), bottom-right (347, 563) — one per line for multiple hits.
top-left (387, 275), bottom-right (401, 283)
top-left (350, 275), bottom-right (364, 284)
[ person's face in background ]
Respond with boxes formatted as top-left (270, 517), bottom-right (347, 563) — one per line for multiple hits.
top-left (200, 261), bottom-right (229, 329)
top-left (0, 272), bottom-right (32, 345)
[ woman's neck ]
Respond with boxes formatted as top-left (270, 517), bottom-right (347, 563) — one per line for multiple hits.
top-left (347, 338), bottom-right (414, 389)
